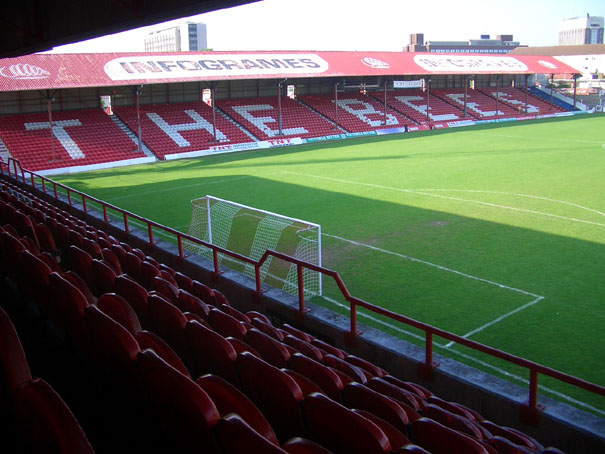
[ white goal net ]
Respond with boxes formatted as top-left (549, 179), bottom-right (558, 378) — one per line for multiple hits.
top-left (185, 195), bottom-right (322, 296)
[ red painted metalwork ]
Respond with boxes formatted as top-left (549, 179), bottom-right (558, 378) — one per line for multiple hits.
top-left (1, 157), bottom-right (603, 421)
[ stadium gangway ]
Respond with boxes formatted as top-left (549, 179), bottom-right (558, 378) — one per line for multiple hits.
top-left (2, 157), bottom-right (603, 426)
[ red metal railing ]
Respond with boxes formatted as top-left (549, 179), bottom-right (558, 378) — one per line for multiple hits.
top-left (2, 158), bottom-right (603, 421)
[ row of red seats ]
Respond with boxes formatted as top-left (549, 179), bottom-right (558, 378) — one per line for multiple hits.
top-left (0, 304), bottom-right (95, 453)
top-left (299, 93), bottom-right (413, 133)
top-left (0, 178), bottom-right (567, 454)
top-left (217, 96), bottom-right (338, 140)
top-left (373, 90), bottom-right (469, 124)
top-left (0, 188), bottom-right (335, 453)
top-left (0, 109), bottom-right (145, 172)
top-left (432, 90), bottom-right (520, 119)
top-left (478, 88), bottom-right (565, 115)
top-left (113, 102), bottom-right (256, 159)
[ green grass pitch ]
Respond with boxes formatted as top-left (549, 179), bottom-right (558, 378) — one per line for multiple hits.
top-left (53, 115), bottom-right (605, 414)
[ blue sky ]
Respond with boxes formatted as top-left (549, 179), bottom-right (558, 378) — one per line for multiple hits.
top-left (51, 0), bottom-right (605, 53)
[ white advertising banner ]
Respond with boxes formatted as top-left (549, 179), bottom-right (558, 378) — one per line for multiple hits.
top-left (413, 55), bottom-right (528, 73)
top-left (393, 80), bottom-right (423, 88)
top-left (104, 54), bottom-right (329, 81)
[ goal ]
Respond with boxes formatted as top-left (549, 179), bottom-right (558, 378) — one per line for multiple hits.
top-left (185, 195), bottom-right (322, 296)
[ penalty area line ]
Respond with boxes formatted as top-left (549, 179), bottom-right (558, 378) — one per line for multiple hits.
top-left (323, 232), bottom-right (542, 298)
top-left (285, 171), bottom-right (605, 228)
top-left (107, 171), bottom-right (287, 202)
top-left (443, 296), bottom-right (545, 348)
top-left (321, 295), bottom-right (604, 416)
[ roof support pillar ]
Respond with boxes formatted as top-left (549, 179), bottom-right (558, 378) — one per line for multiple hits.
top-left (383, 79), bottom-right (388, 126)
top-left (573, 74), bottom-right (578, 111)
top-left (277, 78), bottom-right (287, 136)
top-left (334, 82), bottom-right (339, 129)
top-left (464, 76), bottom-right (469, 118)
top-left (425, 77), bottom-right (431, 123)
top-left (134, 85), bottom-right (144, 154)
top-left (205, 81), bottom-right (220, 141)
top-left (46, 90), bottom-right (59, 163)
top-left (524, 74), bottom-right (529, 115)
top-left (495, 75), bottom-right (500, 117)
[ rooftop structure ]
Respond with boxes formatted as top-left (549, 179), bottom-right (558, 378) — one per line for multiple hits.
top-left (405, 33), bottom-right (523, 54)
top-left (559, 14), bottom-right (604, 46)
top-left (144, 22), bottom-right (208, 52)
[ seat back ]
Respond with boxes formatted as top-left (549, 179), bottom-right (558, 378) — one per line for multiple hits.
top-left (185, 320), bottom-right (238, 384)
top-left (352, 409), bottom-right (411, 451)
top-left (208, 307), bottom-right (247, 340)
top-left (147, 293), bottom-right (190, 366)
top-left (96, 293), bottom-right (142, 334)
top-left (289, 353), bottom-right (343, 402)
top-left (90, 259), bottom-right (117, 296)
top-left (152, 275), bottom-right (179, 304)
top-left (114, 274), bottom-right (151, 329)
top-left (48, 272), bottom-right (89, 337)
top-left (12, 378), bottom-right (94, 454)
top-left (236, 351), bottom-right (305, 443)
top-left (214, 413), bottom-right (287, 453)
top-left (302, 392), bottom-right (391, 454)
top-left (176, 289), bottom-right (210, 319)
top-left (342, 382), bottom-right (409, 433)
top-left (281, 437), bottom-right (335, 454)
top-left (409, 418), bottom-right (489, 454)
top-left (197, 373), bottom-right (278, 445)
top-left (0, 306), bottom-right (32, 397)
top-left (244, 328), bottom-right (291, 368)
top-left (136, 349), bottom-right (221, 454)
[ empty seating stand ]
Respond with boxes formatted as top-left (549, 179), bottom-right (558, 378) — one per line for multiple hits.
top-left (433, 89), bottom-right (519, 119)
top-left (479, 88), bottom-right (566, 116)
top-left (299, 93), bottom-right (412, 133)
top-left (217, 96), bottom-right (338, 140)
top-left (113, 102), bottom-right (255, 159)
top-left (0, 175), bottom-right (572, 454)
top-left (0, 109), bottom-right (145, 171)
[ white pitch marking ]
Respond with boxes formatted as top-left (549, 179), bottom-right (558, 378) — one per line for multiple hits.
top-left (443, 296), bottom-right (545, 348)
top-left (108, 171), bottom-right (285, 202)
top-left (412, 189), bottom-right (605, 218)
top-left (321, 295), bottom-right (605, 416)
top-left (468, 131), bottom-right (605, 146)
top-left (323, 232), bottom-right (542, 298)
top-left (285, 171), bottom-right (605, 228)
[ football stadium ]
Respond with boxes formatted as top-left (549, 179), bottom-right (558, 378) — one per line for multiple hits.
top-left (0, 2), bottom-right (603, 454)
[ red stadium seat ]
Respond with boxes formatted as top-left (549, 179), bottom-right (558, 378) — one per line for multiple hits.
top-left (214, 413), bottom-right (287, 453)
top-left (147, 293), bottom-right (191, 369)
top-left (281, 437), bottom-right (335, 454)
top-left (12, 378), bottom-right (94, 454)
top-left (409, 418), bottom-right (490, 454)
top-left (114, 274), bottom-right (152, 329)
top-left (208, 307), bottom-right (247, 339)
top-left (136, 349), bottom-right (221, 454)
top-left (244, 327), bottom-right (291, 368)
top-left (301, 392), bottom-right (391, 454)
top-left (236, 351), bottom-right (305, 443)
top-left (288, 352), bottom-right (344, 402)
top-left (196, 373), bottom-right (278, 444)
top-left (342, 382), bottom-right (409, 433)
top-left (0, 305), bottom-right (32, 401)
top-left (351, 409), bottom-right (411, 451)
top-left (185, 320), bottom-right (239, 384)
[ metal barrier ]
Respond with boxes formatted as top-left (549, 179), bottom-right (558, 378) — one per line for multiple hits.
top-left (1, 157), bottom-right (603, 423)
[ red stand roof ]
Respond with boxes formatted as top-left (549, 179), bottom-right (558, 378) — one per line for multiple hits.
top-left (0, 51), bottom-right (580, 92)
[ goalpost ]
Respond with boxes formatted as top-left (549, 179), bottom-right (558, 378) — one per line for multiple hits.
top-left (185, 195), bottom-right (322, 297)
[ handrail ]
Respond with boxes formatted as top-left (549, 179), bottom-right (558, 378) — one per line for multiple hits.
top-left (2, 157), bottom-right (603, 421)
